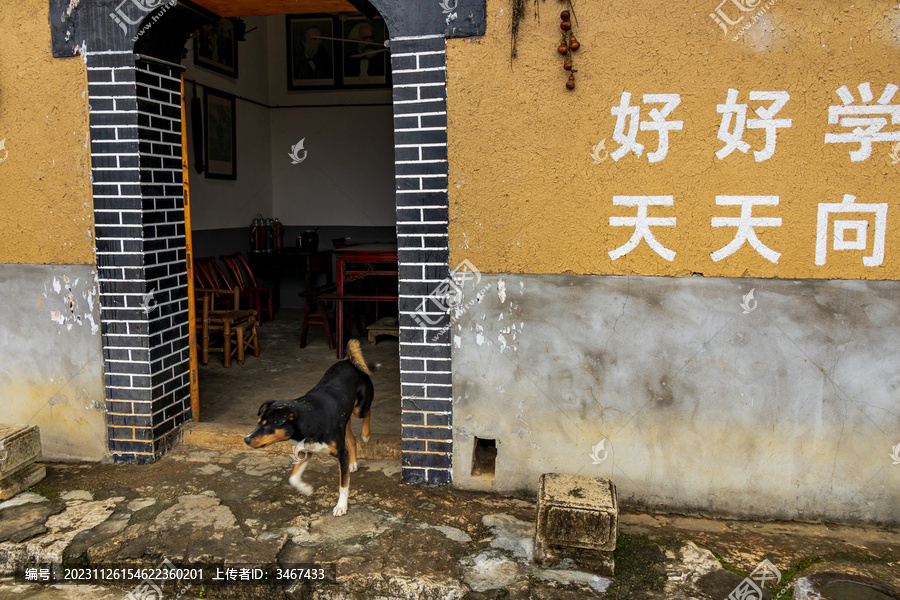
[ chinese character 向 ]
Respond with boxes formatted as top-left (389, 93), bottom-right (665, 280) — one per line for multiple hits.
top-left (815, 194), bottom-right (887, 267)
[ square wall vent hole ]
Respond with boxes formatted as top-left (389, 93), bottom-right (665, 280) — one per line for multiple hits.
top-left (471, 437), bottom-right (497, 479)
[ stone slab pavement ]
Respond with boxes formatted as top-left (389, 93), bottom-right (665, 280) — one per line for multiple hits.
top-left (0, 443), bottom-right (898, 599)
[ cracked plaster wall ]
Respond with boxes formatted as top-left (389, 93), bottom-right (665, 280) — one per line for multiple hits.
top-left (0, 2), bottom-right (102, 461)
top-left (0, 264), bottom-right (106, 461)
top-left (451, 274), bottom-right (900, 524)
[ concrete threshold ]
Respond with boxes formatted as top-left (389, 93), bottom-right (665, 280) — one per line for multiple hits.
top-left (177, 421), bottom-right (401, 460)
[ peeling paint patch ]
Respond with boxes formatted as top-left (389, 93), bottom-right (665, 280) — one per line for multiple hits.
top-left (498, 279), bottom-right (507, 303)
top-left (44, 273), bottom-right (99, 335)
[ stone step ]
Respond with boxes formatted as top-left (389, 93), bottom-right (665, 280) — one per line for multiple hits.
top-left (0, 463), bottom-right (46, 501)
top-left (176, 421), bottom-right (401, 460)
top-left (0, 425), bottom-right (45, 501)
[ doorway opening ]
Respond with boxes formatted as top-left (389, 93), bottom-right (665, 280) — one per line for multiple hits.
top-left (180, 6), bottom-right (401, 442)
top-left (86, 0), bottom-right (456, 481)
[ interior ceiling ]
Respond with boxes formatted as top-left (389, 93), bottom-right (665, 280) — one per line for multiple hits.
top-left (191, 0), bottom-right (358, 17)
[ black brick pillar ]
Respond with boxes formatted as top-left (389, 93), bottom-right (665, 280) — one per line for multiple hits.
top-left (88, 51), bottom-right (190, 464)
top-left (391, 35), bottom-right (453, 485)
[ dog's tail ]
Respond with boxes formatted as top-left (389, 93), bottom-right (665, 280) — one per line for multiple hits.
top-left (346, 339), bottom-right (372, 376)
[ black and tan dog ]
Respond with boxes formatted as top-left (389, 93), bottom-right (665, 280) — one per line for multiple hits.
top-left (243, 339), bottom-right (373, 517)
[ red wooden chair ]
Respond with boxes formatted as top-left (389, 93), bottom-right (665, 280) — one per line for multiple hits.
top-left (221, 252), bottom-right (274, 324)
top-left (194, 257), bottom-right (235, 310)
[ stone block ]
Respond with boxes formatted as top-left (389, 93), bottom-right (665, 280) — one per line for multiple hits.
top-left (0, 463), bottom-right (47, 501)
top-left (533, 473), bottom-right (617, 575)
top-left (0, 425), bottom-right (45, 501)
top-left (0, 425), bottom-right (42, 478)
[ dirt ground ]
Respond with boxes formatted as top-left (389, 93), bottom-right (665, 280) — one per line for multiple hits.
top-left (1, 442), bottom-right (898, 599)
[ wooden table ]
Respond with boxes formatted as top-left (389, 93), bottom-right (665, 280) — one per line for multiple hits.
top-left (247, 249), bottom-right (332, 306)
top-left (328, 244), bottom-right (398, 358)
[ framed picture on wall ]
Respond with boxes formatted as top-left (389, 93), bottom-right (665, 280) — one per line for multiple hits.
top-left (341, 17), bottom-right (389, 87)
top-left (204, 88), bottom-right (236, 180)
top-left (194, 18), bottom-right (239, 78)
top-left (286, 15), bottom-right (338, 89)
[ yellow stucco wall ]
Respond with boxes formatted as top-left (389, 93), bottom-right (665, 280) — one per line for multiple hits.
top-left (0, 0), bottom-right (94, 265)
top-left (446, 1), bottom-right (900, 279)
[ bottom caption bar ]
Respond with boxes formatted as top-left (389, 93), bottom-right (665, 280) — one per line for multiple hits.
top-left (14, 560), bottom-right (336, 589)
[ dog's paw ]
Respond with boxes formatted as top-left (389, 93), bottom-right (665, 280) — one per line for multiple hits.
top-left (349, 462), bottom-right (358, 473)
top-left (291, 481), bottom-right (313, 496)
top-left (361, 435), bottom-right (370, 443)
top-left (332, 503), bottom-right (347, 517)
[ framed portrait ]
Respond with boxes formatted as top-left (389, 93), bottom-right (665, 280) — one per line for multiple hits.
top-left (286, 15), bottom-right (338, 90)
top-left (203, 88), bottom-right (236, 180)
top-left (194, 18), bottom-right (239, 78)
top-left (341, 17), bottom-right (389, 88)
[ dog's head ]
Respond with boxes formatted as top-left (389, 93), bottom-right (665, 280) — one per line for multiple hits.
top-left (244, 400), bottom-right (295, 448)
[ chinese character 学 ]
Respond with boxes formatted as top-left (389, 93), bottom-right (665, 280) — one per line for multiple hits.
top-left (824, 82), bottom-right (900, 161)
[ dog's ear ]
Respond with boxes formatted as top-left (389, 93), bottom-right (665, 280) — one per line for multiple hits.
top-left (257, 400), bottom-right (275, 416)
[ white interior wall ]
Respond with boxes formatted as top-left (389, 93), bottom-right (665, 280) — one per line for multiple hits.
top-left (183, 16), bottom-right (273, 231)
top-left (185, 14), bottom-right (396, 232)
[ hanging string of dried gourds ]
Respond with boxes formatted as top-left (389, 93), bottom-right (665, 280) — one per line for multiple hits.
top-left (556, 0), bottom-right (580, 89)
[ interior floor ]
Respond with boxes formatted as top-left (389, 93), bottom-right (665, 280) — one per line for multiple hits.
top-left (196, 308), bottom-right (401, 440)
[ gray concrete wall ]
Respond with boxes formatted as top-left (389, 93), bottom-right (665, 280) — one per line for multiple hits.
top-left (0, 264), bottom-right (107, 461)
top-left (451, 273), bottom-right (900, 524)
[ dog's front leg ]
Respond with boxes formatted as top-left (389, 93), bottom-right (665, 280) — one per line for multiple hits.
top-left (289, 453), bottom-right (313, 496)
top-left (333, 448), bottom-right (350, 517)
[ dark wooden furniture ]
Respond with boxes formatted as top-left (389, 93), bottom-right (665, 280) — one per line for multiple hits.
top-left (247, 249), bottom-right (333, 293)
top-left (194, 257), bottom-right (235, 310)
top-left (298, 284), bottom-right (336, 349)
top-left (248, 250), bottom-right (335, 347)
top-left (195, 287), bottom-right (259, 367)
top-left (221, 252), bottom-right (274, 324)
top-left (327, 244), bottom-right (399, 358)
